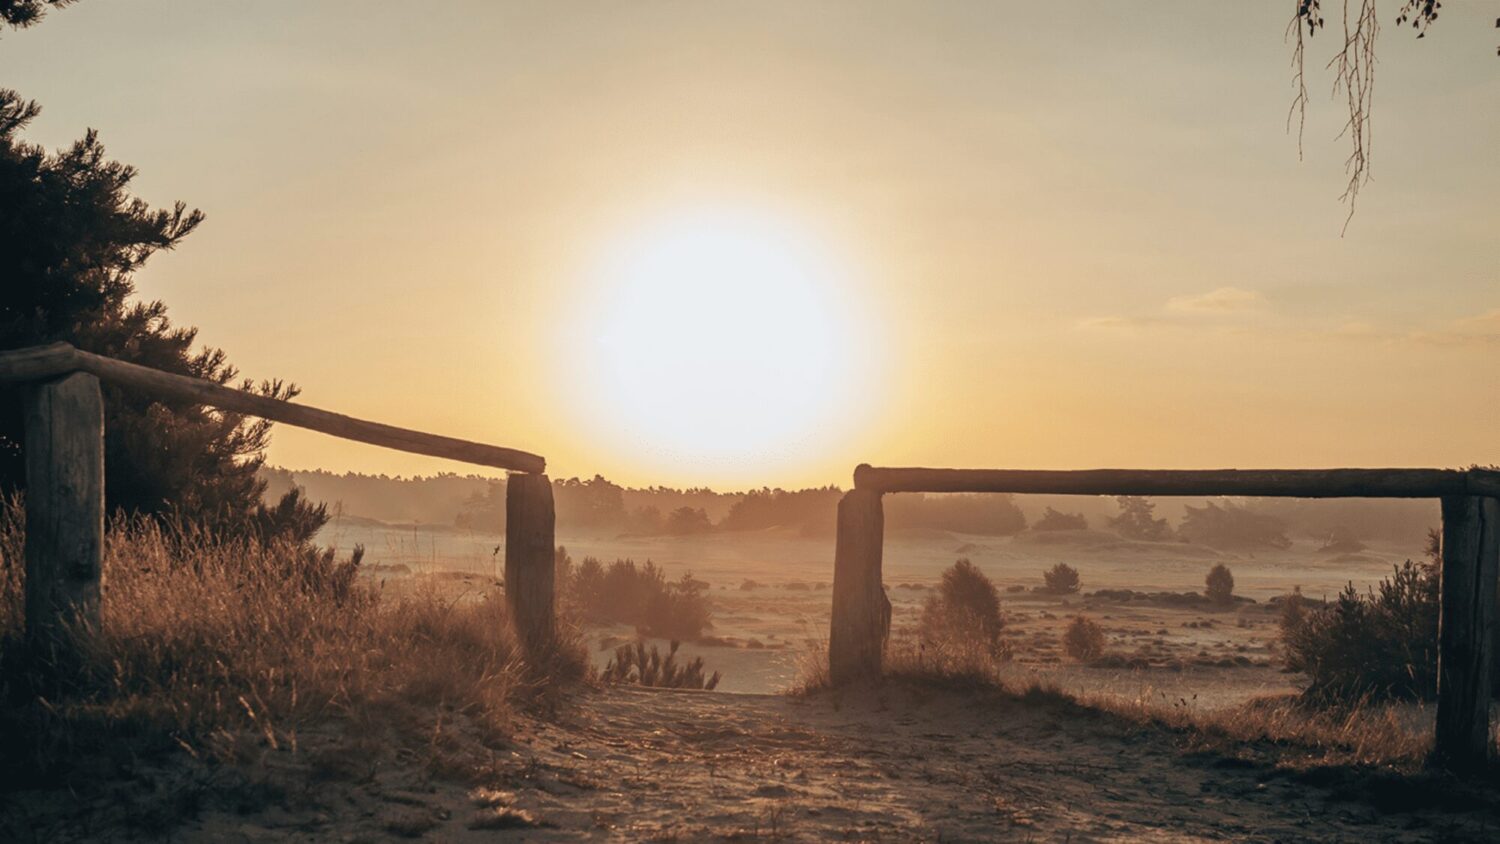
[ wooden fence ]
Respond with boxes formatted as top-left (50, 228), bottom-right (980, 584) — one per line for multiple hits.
top-left (832, 463), bottom-right (1500, 771)
top-left (0, 343), bottom-right (557, 661)
top-left (8, 341), bottom-right (1498, 770)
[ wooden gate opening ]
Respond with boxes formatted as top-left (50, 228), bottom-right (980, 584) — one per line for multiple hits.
top-left (830, 464), bottom-right (1500, 771)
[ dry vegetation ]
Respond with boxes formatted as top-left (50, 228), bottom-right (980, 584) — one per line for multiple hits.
top-left (0, 494), bottom-right (586, 833)
top-left (800, 555), bottom-right (1475, 776)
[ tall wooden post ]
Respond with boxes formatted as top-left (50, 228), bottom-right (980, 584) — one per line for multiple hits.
top-left (22, 371), bottom-right (105, 659)
top-left (505, 472), bottom-right (555, 658)
top-left (829, 488), bottom-right (888, 686)
top-left (1434, 495), bottom-right (1499, 771)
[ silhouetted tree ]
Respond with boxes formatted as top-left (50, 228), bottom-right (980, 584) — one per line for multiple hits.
top-left (664, 506), bottom-right (712, 536)
top-left (1108, 496), bottom-right (1171, 541)
top-left (552, 475), bottom-right (627, 530)
top-left (1042, 563), bottom-right (1081, 595)
top-left (1031, 506), bottom-right (1088, 532)
top-left (1205, 563), bottom-right (1235, 606)
top-left (0, 89), bottom-right (324, 543)
top-left (1178, 501), bottom-right (1292, 550)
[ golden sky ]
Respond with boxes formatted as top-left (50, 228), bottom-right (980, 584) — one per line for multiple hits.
top-left (4, 2), bottom-right (1497, 489)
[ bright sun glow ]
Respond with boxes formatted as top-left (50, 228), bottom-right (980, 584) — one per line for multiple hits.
top-left (565, 207), bottom-right (865, 479)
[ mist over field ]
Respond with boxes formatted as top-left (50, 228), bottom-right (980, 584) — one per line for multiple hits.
top-left (269, 467), bottom-right (1437, 697)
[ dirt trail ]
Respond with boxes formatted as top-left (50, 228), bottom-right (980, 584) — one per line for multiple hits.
top-left (140, 685), bottom-right (1494, 842)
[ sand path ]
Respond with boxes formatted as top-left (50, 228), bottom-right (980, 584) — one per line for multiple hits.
top-left (32, 684), bottom-right (1489, 842)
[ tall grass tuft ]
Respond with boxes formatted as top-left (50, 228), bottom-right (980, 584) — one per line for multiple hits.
top-left (0, 494), bottom-right (586, 788)
top-left (601, 640), bottom-right (721, 690)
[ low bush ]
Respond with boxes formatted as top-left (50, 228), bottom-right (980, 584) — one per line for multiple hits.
top-left (601, 640), bottom-right (721, 690)
top-left (1063, 616), bottom-right (1106, 662)
top-left (1042, 563), bottom-right (1081, 595)
top-left (919, 559), bottom-right (1007, 657)
top-left (562, 556), bottom-right (712, 641)
top-left (1281, 556), bottom-right (1439, 702)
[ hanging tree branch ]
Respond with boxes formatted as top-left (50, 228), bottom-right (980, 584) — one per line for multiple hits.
top-left (1286, 0), bottom-right (1461, 232)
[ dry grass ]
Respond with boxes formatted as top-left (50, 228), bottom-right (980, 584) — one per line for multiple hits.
top-left (0, 493), bottom-right (587, 790)
top-left (793, 627), bottom-right (1436, 771)
top-left (1070, 684), bottom-right (1433, 770)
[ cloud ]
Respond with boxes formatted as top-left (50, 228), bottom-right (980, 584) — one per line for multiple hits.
top-left (1454, 308), bottom-right (1500, 333)
top-left (1078, 286), bottom-right (1267, 331)
top-left (1165, 286), bottom-right (1264, 314)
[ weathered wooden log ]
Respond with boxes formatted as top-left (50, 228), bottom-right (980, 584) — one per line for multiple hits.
top-left (22, 372), bottom-right (105, 658)
top-left (505, 473), bottom-right (556, 657)
top-left (1434, 496), bottom-right (1499, 771)
top-left (829, 488), bottom-right (888, 686)
top-left (854, 464), bottom-right (1475, 499)
top-left (0, 343), bottom-right (545, 474)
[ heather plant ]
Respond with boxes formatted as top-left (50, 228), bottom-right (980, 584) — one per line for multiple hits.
top-left (920, 559), bottom-right (1007, 658)
top-left (601, 640), bottom-right (721, 690)
top-left (1063, 616), bottom-right (1106, 662)
top-left (1042, 563), bottom-right (1081, 595)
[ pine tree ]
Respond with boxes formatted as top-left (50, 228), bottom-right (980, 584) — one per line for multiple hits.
top-left (0, 89), bottom-right (324, 543)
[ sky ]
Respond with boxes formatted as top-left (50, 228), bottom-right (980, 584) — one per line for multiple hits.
top-left (2, 2), bottom-right (1496, 489)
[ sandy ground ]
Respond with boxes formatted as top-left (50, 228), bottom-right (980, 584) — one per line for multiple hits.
top-left (17, 683), bottom-right (1496, 842)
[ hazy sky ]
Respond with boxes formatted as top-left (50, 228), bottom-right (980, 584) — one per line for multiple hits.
top-left (3, 2), bottom-right (1496, 488)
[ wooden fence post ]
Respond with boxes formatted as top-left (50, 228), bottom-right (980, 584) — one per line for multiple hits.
top-left (829, 488), bottom-right (888, 686)
top-left (505, 472), bottom-right (555, 658)
top-left (1434, 495), bottom-right (1499, 770)
top-left (22, 371), bottom-right (105, 660)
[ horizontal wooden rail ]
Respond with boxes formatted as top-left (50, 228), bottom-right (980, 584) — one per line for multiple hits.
top-left (0, 343), bottom-right (545, 474)
top-left (854, 464), bottom-right (1500, 498)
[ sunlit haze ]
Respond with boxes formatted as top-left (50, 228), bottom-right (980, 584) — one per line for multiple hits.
top-left (3, 1), bottom-right (1495, 487)
top-left (563, 207), bottom-right (874, 480)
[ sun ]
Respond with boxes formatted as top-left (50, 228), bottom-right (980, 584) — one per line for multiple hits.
top-left (563, 206), bottom-right (867, 480)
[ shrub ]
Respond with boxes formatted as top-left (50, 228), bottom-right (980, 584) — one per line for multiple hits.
top-left (1042, 563), bottom-right (1081, 595)
top-left (1031, 507), bottom-right (1087, 532)
top-left (562, 557), bottom-right (712, 641)
top-left (601, 640), bottom-right (721, 690)
top-left (1063, 616), bottom-right (1106, 662)
top-left (919, 559), bottom-right (1007, 657)
top-left (1281, 558), bottom-right (1439, 701)
top-left (1205, 564), bottom-right (1235, 605)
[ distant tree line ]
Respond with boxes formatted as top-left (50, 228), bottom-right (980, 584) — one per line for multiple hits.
top-left (269, 466), bottom-right (1436, 554)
